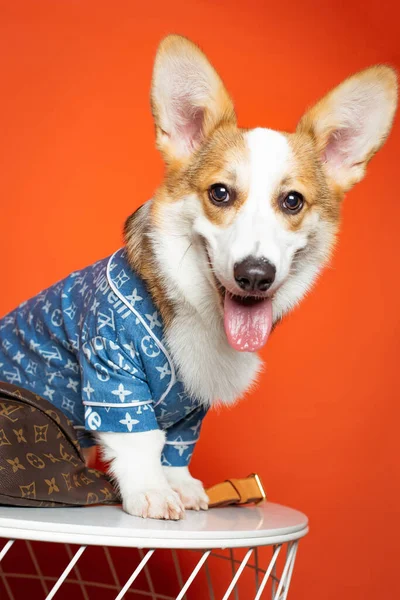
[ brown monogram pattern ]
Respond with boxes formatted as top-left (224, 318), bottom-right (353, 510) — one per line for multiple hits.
top-left (0, 382), bottom-right (120, 507)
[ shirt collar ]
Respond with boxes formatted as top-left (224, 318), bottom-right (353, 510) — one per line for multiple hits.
top-left (106, 248), bottom-right (163, 336)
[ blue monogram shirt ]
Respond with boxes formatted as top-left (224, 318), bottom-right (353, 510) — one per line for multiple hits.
top-left (0, 248), bottom-right (208, 466)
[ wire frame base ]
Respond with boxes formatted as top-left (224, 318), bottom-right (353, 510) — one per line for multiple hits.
top-left (0, 540), bottom-right (298, 600)
top-left (0, 537), bottom-right (299, 600)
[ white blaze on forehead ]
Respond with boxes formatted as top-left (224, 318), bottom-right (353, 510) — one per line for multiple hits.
top-left (225, 127), bottom-right (297, 269)
top-left (245, 128), bottom-right (292, 200)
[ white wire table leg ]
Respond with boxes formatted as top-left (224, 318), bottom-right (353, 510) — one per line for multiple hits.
top-left (0, 540), bottom-right (14, 563)
top-left (229, 548), bottom-right (239, 600)
top-left (65, 543), bottom-right (89, 600)
top-left (254, 545), bottom-right (282, 600)
top-left (222, 548), bottom-right (254, 600)
top-left (275, 542), bottom-right (298, 600)
top-left (271, 546), bottom-right (277, 599)
top-left (45, 545), bottom-right (86, 600)
top-left (115, 549), bottom-right (155, 600)
top-left (0, 542), bottom-right (16, 600)
top-left (175, 550), bottom-right (211, 600)
top-left (229, 549), bottom-right (239, 600)
top-left (272, 542), bottom-right (297, 600)
top-left (138, 548), bottom-right (156, 599)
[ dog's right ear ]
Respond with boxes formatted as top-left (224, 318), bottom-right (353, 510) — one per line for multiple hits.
top-left (151, 35), bottom-right (236, 165)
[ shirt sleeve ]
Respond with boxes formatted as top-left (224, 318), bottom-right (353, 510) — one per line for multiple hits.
top-left (161, 405), bottom-right (208, 467)
top-left (79, 336), bottom-right (159, 435)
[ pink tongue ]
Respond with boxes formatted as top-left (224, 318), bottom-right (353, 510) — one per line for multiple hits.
top-left (224, 294), bottom-right (273, 352)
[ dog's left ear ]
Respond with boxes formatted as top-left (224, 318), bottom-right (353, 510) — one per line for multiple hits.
top-left (297, 66), bottom-right (398, 192)
top-left (151, 35), bottom-right (236, 165)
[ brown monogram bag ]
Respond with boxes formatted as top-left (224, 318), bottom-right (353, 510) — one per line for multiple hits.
top-left (0, 382), bottom-right (120, 507)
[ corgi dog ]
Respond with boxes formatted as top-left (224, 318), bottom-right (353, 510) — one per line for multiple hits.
top-left (0, 35), bottom-right (397, 520)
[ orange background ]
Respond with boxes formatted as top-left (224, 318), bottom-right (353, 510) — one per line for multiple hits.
top-left (0, 1), bottom-right (399, 598)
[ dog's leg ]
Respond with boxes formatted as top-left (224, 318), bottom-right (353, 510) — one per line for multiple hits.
top-left (97, 430), bottom-right (185, 520)
top-left (163, 466), bottom-right (209, 511)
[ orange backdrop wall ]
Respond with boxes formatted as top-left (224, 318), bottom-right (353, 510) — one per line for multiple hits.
top-left (1, 1), bottom-right (399, 598)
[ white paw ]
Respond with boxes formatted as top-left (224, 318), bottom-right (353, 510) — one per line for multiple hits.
top-left (175, 481), bottom-right (209, 511)
top-left (123, 487), bottom-right (185, 520)
top-left (165, 470), bottom-right (209, 511)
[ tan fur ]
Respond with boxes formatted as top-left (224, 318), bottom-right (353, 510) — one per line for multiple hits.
top-left (272, 131), bottom-right (341, 232)
top-left (124, 205), bottom-right (175, 327)
top-left (187, 126), bottom-right (250, 226)
top-left (150, 128), bottom-right (250, 228)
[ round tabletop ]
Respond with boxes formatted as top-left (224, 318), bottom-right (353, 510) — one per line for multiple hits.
top-left (0, 502), bottom-right (308, 549)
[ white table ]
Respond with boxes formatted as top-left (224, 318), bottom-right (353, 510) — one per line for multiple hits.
top-left (0, 502), bottom-right (308, 599)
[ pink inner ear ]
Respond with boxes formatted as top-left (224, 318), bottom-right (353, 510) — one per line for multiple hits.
top-left (323, 126), bottom-right (359, 168)
top-left (174, 99), bottom-right (205, 152)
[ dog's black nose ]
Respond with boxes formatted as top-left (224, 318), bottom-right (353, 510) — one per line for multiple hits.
top-left (234, 257), bottom-right (276, 292)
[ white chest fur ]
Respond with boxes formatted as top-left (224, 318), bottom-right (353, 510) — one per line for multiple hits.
top-left (150, 202), bottom-right (261, 404)
top-left (164, 300), bottom-right (261, 405)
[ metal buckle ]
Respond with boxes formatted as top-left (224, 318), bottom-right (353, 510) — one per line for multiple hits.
top-left (249, 473), bottom-right (267, 504)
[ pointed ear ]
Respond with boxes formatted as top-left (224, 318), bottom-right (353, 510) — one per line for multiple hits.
top-left (151, 35), bottom-right (236, 164)
top-left (297, 66), bottom-right (398, 192)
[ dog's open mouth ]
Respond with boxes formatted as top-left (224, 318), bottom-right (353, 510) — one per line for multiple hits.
top-left (204, 246), bottom-right (273, 352)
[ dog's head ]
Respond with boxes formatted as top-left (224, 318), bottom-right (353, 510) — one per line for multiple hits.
top-left (146, 35), bottom-right (397, 352)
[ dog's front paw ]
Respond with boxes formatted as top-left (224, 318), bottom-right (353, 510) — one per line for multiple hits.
top-left (164, 467), bottom-right (209, 511)
top-left (123, 487), bottom-right (185, 520)
top-left (174, 479), bottom-right (209, 511)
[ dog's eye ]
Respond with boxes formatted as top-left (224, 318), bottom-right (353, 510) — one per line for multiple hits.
top-left (281, 191), bottom-right (304, 214)
top-left (208, 184), bottom-right (230, 205)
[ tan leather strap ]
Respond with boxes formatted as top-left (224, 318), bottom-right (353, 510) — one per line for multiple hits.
top-left (206, 474), bottom-right (266, 508)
